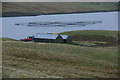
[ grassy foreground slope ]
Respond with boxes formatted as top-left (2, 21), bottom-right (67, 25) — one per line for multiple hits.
top-left (2, 2), bottom-right (118, 17)
top-left (2, 30), bottom-right (118, 78)
top-left (2, 41), bottom-right (118, 78)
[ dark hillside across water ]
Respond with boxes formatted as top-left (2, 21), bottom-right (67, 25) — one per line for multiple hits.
top-left (2, 2), bottom-right (118, 17)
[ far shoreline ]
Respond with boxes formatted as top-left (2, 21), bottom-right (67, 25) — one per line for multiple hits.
top-left (2, 10), bottom-right (118, 18)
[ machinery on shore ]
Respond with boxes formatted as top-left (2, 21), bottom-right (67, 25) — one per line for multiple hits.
top-left (20, 36), bottom-right (34, 41)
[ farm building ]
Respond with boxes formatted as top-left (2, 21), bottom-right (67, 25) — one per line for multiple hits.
top-left (61, 35), bottom-right (72, 43)
top-left (34, 34), bottom-right (72, 43)
top-left (34, 34), bottom-right (64, 43)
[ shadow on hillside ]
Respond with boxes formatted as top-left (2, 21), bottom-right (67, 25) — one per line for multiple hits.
top-left (69, 41), bottom-right (118, 47)
top-left (67, 35), bottom-right (118, 47)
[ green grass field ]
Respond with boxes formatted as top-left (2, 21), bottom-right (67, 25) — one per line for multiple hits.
top-left (2, 2), bottom-right (118, 17)
top-left (60, 30), bottom-right (118, 38)
top-left (61, 30), bottom-right (118, 47)
top-left (2, 30), bottom-right (118, 78)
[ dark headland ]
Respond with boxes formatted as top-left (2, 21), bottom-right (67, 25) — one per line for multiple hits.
top-left (2, 2), bottom-right (119, 17)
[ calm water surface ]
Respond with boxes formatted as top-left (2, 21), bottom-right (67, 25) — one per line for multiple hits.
top-left (2, 12), bottom-right (118, 40)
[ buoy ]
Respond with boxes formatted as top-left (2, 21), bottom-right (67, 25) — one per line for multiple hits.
top-left (52, 33), bottom-right (58, 34)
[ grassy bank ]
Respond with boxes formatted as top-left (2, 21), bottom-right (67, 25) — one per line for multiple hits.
top-left (60, 30), bottom-right (118, 46)
top-left (2, 2), bottom-right (118, 17)
top-left (2, 30), bottom-right (118, 78)
top-left (60, 30), bottom-right (118, 38)
top-left (1, 38), bottom-right (18, 41)
top-left (2, 40), bottom-right (118, 78)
